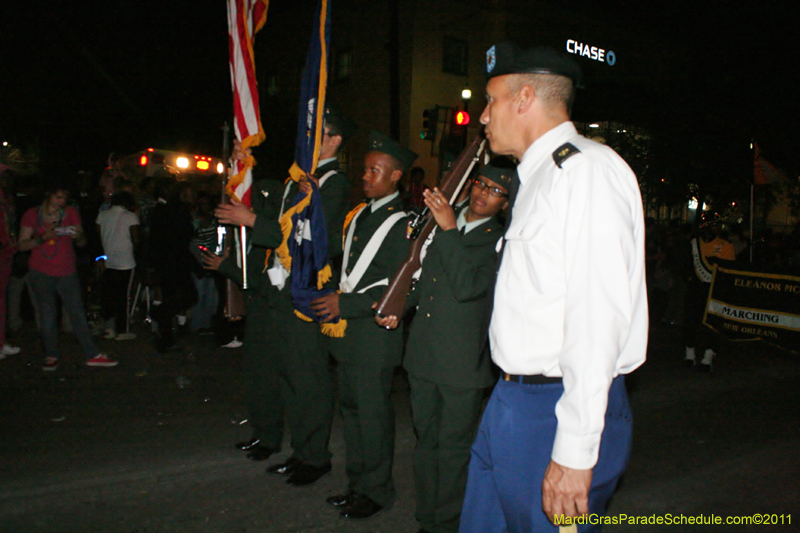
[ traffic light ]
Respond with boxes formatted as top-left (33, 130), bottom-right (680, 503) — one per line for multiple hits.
top-left (454, 110), bottom-right (470, 126)
top-left (421, 107), bottom-right (439, 141)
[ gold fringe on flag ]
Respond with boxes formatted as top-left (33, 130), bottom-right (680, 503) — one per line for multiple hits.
top-left (321, 319), bottom-right (347, 338)
top-left (317, 264), bottom-right (332, 289)
top-left (294, 309), bottom-right (314, 322)
top-left (270, 165), bottom-right (312, 272)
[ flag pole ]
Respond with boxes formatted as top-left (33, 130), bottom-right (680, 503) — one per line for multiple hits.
top-left (749, 182), bottom-right (754, 263)
top-left (240, 225), bottom-right (248, 289)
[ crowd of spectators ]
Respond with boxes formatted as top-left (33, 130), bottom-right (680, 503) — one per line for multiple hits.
top-left (2, 155), bottom-right (799, 370)
top-left (0, 158), bottom-right (234, 366)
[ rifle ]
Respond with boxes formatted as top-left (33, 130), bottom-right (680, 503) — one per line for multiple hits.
top-left (375, 133), bottom-right (487, 318)
top-left (219, 121), bottom-right (247, 319)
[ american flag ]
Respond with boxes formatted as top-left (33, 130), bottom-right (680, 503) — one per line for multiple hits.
top-left (226, 0), bottom-right (269, 207)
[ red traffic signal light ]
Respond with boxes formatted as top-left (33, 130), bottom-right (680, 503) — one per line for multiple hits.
top-left (455, 110), bottom-right (470, 126)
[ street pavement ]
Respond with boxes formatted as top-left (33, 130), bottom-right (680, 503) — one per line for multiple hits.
top-left (1, 318), bottom-right (797, 532)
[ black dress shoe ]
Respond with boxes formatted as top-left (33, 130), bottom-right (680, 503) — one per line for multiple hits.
top-left (286, 462), bottom-right (332, 486)
top-left (326, 490), bottom-right (356, 507)
top-left (235, 438), bottom-right (261, 451)
top-left (246, 445), bottom-right (277, 461)
top-left (266, 457), bottom-right (301, 475)
top-left (340, 493), bottom-right (383, 519)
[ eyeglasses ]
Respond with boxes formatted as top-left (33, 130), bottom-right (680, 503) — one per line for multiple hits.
top-left (471, 178), bottom-right (508, 198)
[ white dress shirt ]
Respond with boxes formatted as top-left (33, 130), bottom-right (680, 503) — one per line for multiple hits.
top-left (489, 121), bottom-right (648, 470)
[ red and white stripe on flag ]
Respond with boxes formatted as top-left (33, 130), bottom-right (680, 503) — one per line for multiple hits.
top-left (226, 0), bottom-right (269, 206)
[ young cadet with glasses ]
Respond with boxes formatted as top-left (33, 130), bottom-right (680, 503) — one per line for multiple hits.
top-left (376, 159), bottom-right (515, 533)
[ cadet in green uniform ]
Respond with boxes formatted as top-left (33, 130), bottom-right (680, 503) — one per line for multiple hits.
top-left (206, 177), bottom-right (287, 462)
top-left (377, 159), bottom-right (514, 533)
top-left (209, 108), bottom-right (355, 486)
top-left (310, 131), bottom-right (415, 519)
top-left (265, 106), bottom-right (356, 486)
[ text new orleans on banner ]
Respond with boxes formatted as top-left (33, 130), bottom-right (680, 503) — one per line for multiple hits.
top-left (704, 265), bottom-right (800, 351)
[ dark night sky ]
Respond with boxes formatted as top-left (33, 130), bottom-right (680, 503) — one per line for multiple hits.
top-left (2, 1), bottom-right (798, 179)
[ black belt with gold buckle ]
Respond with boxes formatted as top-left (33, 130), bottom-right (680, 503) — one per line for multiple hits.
top-left (501, 371), bottom-right (562, 385)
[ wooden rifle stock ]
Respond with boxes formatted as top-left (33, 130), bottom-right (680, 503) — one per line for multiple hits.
top-left (220, 121), bottom-right (247, 319)
top-left (375, 133), bottom-right (486, 319)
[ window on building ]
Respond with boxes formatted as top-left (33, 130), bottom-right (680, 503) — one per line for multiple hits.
top-left (442, 37), bottom-right (468, 76)
top-left (335, 50), bottom-right (352, 81)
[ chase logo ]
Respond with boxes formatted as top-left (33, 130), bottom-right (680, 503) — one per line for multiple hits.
top-left (566, 39), bottom-right (616, 66)
top-left (486, 45), bottom-right (496, 73)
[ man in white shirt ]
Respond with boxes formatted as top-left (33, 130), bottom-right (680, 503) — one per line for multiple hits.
top-left (459, 42), bottom-right (648, 532)
top-left (96, 191), bottom-right (140, 340)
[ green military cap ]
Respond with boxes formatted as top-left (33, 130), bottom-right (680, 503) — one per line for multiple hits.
top-left (324, 105), bottom-right (358, 141)
top-left (485, 41), bottom-right (582, 86)
top-left (367, 130), bottom-right (418, 171)
top-left (477, 157), bottom-right (517, 190)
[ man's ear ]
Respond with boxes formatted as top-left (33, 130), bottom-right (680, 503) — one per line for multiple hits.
top-left (502, 199), bottom-right (509, 211)
top-left (390, 168), bottom-right (404, 184)
top-left (329, 134), bottom-right (343, 150)
top-left (517, 84), bottom-right (535, 114)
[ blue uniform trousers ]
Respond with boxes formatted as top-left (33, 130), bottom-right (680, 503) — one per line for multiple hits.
top-left (459, 375), bottom-right (632, 533)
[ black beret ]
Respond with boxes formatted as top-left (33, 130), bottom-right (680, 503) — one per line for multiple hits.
top-left (485, 41), bottom-right (582, 86)
top-left (367, 131), bottom-right (418, 171)
top-left (477, 157), bottom-right (517, 190)
top-left (324, 105), bottom-right (358, 141)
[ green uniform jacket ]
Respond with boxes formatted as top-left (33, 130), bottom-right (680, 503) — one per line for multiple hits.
top-left (217, 179), bottom-right (291, 309)
top-left (333, 195), bottom-right (410, 368)
top-left (311, 160), bottom-right (351, 262)
top-left (403, 217), bottom-right (502, 388)
top-left (219, 166), bottom-right (351, 307)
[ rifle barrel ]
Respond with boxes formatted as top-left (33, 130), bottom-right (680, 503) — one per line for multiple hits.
top-left (374, 133), bottom-right (486, 319)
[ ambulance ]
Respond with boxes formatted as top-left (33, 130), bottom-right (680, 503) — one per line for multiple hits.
top-left (125, 148), bottom-right (225, 180)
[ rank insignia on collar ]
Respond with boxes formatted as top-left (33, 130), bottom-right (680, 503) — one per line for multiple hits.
top-left (552, 142), bottom-right (581, 168)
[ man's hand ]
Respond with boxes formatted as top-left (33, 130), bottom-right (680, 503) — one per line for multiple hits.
top-left (232, 139), bottom-right (252, 162)
top-left (310, 292), bottom-right (341, 323)
top-left (202, 247), bottom-right (229, 271)
top-left (423, 187), bottom-right (457, 231)
top-left (541, 460), bottom-right (592, 525)
top-left (298, 174), bottom-right (319, 195)
top-left (372, 302), bottom-right (399, 329)
top-left (215, 197), bottom-right (257, 228)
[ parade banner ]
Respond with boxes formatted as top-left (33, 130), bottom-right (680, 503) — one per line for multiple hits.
top-left (703, 265), bottom-right (800, 351)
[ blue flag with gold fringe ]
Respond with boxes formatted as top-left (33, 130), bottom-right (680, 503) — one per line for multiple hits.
top-left (272, 0), bottom-right (342, 334)
top-left (293, 0), bottom-right (330, 177)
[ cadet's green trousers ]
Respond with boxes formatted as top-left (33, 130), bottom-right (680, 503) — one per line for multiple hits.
top-left (276, 314), bottom-right (335, 466)
top-left (408, 374), bottom-right (485, 533)
top-left (243, 296), bottom-right (284, 451)
top-left (337, 361), bottom-right (396, 507)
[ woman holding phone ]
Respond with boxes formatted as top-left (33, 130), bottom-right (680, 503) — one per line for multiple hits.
top-left (18, 179), bottom-right (117, 371)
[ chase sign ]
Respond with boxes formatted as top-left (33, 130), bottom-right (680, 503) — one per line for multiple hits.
top-left (566, 39), bottom-right (616, 66)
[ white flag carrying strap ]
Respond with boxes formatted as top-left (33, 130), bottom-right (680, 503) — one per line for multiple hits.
top-left (340, 210), bottom-right (407, 294)
top-left (317, 169), bottom-right (338, 188)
